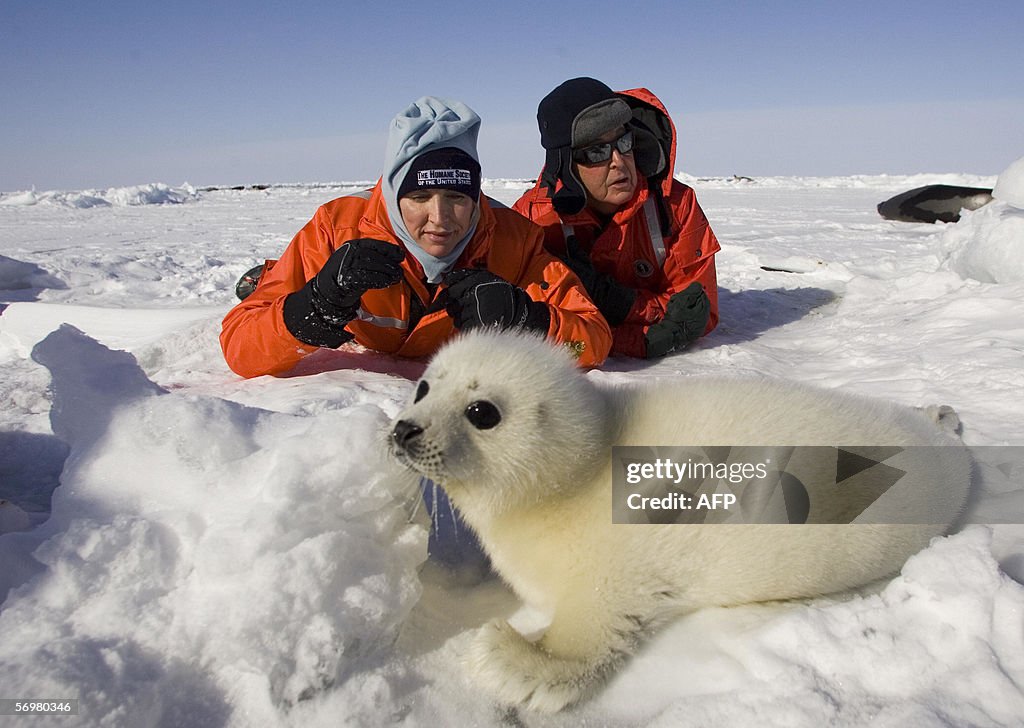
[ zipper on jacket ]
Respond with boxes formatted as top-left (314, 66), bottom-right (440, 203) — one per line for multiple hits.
top-left (405, 279), bottom-right (446, 332)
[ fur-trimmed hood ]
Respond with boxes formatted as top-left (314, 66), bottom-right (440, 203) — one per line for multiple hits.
top-left (616, 87), bottom-right (679, 200)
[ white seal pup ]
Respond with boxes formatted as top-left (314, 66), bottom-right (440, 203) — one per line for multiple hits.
top-left (388, 329), bottom-right (969, 712)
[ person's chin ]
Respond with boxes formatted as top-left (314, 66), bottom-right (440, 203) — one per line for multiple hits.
top-left (417, 234), bottom-right (457, 255)
top-left (608, 187), bottom-right (635, 206)
top-left (425, 243), bottom-right (458, 256)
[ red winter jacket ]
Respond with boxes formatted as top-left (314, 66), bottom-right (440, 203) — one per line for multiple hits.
top-left (513, 88), bottom-right (719, 357)
top-left (221, 183), bottom-right (612, 377)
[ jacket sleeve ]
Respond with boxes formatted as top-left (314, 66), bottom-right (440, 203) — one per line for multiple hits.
top-left (220, 208), bottom-right (337, 378)
top-left (612, 190), bottom-right (721, 357)
top-left (512, 224), bottom-right (612, 368)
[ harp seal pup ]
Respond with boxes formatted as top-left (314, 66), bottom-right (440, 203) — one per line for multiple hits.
top-left (387, 329), bottom-right (969, 712)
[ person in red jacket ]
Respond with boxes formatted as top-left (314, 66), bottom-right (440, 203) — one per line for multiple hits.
top-left (514, 77), bottom-right (720, 358)
top-left (220, 96), bottom-right (611, 378)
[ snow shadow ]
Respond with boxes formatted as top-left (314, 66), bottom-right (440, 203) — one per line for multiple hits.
top-left (0, 254), bottom-right (67, 302)
top-left (712, 286), bottom-right (836, 344)
top-left (31, 324), bottom-right (167, 453)
top-left (0, 326), bottom-right (170, 599)
top-left (0, 430), bottom-right (69, 514)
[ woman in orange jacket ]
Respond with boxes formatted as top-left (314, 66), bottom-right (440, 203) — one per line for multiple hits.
top-left (221, 96), bottom-right (611, 378)
top-left (513, 78), bottom-right (720, 359)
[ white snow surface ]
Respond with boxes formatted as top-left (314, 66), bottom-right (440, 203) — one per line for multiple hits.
top-left (994, 157), bottom-right (1024, 210)
top-left (1, 173), bottom-right (1023, 727)
top-left (942, 158), bottom-right (1024, 285)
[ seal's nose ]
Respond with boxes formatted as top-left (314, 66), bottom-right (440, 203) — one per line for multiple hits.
top-left (392, 420), bottom-right (424, 450)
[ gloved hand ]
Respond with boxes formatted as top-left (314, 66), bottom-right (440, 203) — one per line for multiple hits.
top-left (283, 238), bottom-right (405, 347)
top-left (443, 268), bottom-right (550, 333)
top-left (563, 235), bottom-right (636, 326)
top-left (643, 282), bottom-right (710, 358)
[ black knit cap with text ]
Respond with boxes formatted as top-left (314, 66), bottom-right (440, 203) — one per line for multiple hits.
top-left (398, 147), bottom-right (481, 201)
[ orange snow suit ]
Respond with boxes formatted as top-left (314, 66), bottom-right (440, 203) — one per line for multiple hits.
top-left (220, 183), bottom-right (611, 377)
top-left (513, 88), bottom-right (720, 358)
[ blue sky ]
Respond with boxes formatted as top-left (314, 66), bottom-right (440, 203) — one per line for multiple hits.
top-left (2, 0), bottom-right (1022, 190)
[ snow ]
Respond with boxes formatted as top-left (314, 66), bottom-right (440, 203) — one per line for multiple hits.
top-left (1, 173), bottom-right (1023, 727)
top-left (942, 159), bottom-right (1024, 284)
top-left (994, 157), bottom-right (1024, 210)
top-left (0, 183), bottom-right (200, 209)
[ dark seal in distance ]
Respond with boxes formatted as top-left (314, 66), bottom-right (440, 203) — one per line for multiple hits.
top-left (877, 184), bottom-right (993, 224)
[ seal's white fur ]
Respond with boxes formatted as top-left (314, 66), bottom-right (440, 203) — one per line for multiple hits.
top-left (388, 330), bottom-right (969, 712)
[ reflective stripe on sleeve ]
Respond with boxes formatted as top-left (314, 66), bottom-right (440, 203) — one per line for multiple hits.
top-left (354, 308), bottom-right (407, 330)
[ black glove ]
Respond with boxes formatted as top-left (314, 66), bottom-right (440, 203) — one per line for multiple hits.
top-left (643, 282), bottom-right (711, 359)
top-left (443, 269), bottom-right (550, 333)
top-left (563, 235), bottom-right (637, 326)
top-left (283, 238), bottom-right (405, 347)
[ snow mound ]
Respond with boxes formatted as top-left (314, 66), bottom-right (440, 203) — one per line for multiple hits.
top-left (940, 157), bottom-right (1024, 283)
top-left (0, 183), bottom-right (199, 208)
top-left (993, 156), bottom-right (1024, 210)
top-left (0, 326), bottom-right (426, 723)
top-left (941, 205), bottom-right (1024, 284)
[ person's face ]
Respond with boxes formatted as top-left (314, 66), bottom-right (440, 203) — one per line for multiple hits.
top-left (399, 189), bottom-right (476, 256)
top-left (573, 126), bottom-right (638, 216)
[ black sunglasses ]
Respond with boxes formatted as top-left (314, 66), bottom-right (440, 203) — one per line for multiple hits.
top-left (572, 130), bottom-right (635, 166)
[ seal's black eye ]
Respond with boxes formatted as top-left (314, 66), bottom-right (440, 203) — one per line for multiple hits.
top-left (414, 380), bottom-right (429, 403)
top-left (465, 400), bottom-right (501, 430)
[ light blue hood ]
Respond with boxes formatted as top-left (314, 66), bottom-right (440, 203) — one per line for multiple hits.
top-left (381, 97), bottom-right (482, 283)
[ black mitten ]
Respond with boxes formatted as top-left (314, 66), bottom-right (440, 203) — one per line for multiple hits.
top-left (443, 269), bottom-right (550, 333)
top-left (283, 238), bottom-right (405, 347)
top-left (664, 282), bottom-right (710, 338)
top-left (643, 282), bottom-right (710, 358)
top-left (563, 235), bottom-right (636, 326)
